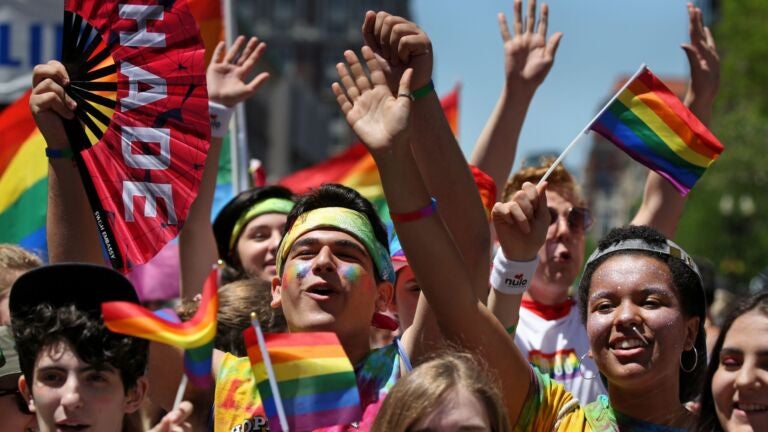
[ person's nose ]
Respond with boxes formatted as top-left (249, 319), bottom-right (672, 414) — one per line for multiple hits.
top-left (311, 245), bottom-right (337, 275)
top-left (60, 377), bottom-right (84, 411)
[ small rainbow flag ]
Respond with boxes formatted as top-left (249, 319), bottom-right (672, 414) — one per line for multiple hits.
top-left (102, 269), bottom-right (219, 387)
top-left (589, 65), bottom-right (724, 195)
top-left (243, 330), bottom-right (362, 431)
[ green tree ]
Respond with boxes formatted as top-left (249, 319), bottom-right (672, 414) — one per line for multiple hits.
top-left (677, 0), bottom-right (768, 292)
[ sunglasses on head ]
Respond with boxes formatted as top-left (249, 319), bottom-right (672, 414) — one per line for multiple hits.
top-left (0, 387), bottom-right (31, 415)
top-left (547, 206), bottom-right (594, 233)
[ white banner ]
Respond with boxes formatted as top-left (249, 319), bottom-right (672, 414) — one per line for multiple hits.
top-left (0, 0), bottom-right (63, 103)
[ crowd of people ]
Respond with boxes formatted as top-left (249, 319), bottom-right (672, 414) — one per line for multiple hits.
top-left (0, 1), bottom-right (765, 431)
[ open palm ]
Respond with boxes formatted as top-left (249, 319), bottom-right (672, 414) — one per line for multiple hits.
top-left (206, 36), bottom-right (269, 107)
top-left (499, 0), bottom-right (562, 88)
top-left (333, 47), bottom-right (412, 152)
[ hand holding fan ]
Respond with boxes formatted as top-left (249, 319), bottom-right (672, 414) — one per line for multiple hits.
top-left (61, 0), bottom-right (210, 271)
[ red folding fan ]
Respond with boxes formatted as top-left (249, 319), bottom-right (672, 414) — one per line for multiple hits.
top-left (61, 0), bottom-right (210, 272)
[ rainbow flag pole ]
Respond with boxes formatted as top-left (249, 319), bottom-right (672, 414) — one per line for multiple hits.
top-left (539, 64), bottom-right (649, 185)
top-left (250, 312), bottom-right (289, 432)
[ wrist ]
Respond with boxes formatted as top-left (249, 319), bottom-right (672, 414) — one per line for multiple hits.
top-left (503, 81), bottom-right (538, 100)
top-left (209, 101), bottom-right (234, 138)
top-left (490, 252), bottom-right (538, 295)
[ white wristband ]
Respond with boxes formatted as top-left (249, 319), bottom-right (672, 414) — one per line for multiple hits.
top-left (209, 101), bottom-right (234, 138)
top-left (490, 252), bottom-right (539, 295)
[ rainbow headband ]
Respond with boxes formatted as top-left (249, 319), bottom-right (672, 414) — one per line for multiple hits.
top-left (229, 198), bottom-right (295, 249)
top-left (276, 207), bottom-right (395, 283)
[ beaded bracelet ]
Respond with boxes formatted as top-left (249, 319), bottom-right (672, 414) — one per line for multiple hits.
top-left (411, 79), bottom-right (434, 100)
top-left (390, 197), bottom-right (437, 223)
top-left (45, 147), bottom-right (74, 159)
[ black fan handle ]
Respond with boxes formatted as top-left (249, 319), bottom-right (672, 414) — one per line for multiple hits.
top-left (62, 118), bottom-right (126, 271)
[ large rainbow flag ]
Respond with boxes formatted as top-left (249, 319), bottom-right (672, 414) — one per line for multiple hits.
top-left (102, 268), bottom-right (219, 387)
top-left (589, 65), bottom-right (724, 195)
top-left (0, 91), bottom-right (47, 255)
top-left (243, 330), bottom-right (362, 431)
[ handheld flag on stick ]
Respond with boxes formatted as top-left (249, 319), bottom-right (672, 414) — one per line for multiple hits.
top-left (102, 268), bottom-right (219, 391)
top-left (243, 327), bottom-right (362, 432)
top-left (540, 64), bottom-right (723, 195)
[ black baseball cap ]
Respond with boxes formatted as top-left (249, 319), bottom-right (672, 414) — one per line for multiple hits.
top-left (9, 263), bottom-right (139, 320)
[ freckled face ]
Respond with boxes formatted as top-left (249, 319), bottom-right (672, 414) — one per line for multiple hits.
top-left (711, 310), bottom-right (768, 432)
top-left (586, 254), bottom-right (698, 392)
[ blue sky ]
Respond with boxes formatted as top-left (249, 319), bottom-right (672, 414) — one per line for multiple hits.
top-left (411, 0), bottom-right (695, 175)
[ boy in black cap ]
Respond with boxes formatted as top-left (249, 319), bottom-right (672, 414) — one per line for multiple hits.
top-left (7, 263), bottom-right (198, 432)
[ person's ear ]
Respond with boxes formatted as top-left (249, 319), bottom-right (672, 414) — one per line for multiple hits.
top-left (123, 376), bottom-right (148, 413)
top-left (375, 280), bottom-right (394, 313)
top-left (18, 375), bottom-right (36, 413)
top-left (271, 275), bottom-right (283, 309)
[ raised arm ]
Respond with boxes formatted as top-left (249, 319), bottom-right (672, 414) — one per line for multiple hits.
top-left (470, 0), bottom-right (562, 197)
top-left (487, 182), bottom-right (551, 332)
top-left (362, 12), bottom-right (491, 299)
top-left (631, 3), bottom-right (719, 237)
top-left (30, 61), bottom-right (104, 264)
top-left (178, 36), bottom-right (269, 298)
top-left (332, 46), bottom-right (536, 424)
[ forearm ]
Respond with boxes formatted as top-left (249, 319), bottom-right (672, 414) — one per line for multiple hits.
top-left (409, 92), bottom-right (491, 296)
top-left (470, 85), bottom-right (536, 198)
top-left (178, 138), bottom-right (223, 299)
top-left (46, 158), bottom-right (104, 264)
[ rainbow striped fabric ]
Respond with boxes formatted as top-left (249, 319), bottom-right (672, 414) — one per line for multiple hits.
top-left (0, 91), bottom-right (48, 255)
top-left (589, 66), bottom-right (724, 196)
top-left (243, 330), bottom-right (362, 432)
top-left (102, 269), bottom-right (219, 387)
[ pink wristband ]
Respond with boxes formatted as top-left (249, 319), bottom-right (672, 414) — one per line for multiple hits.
top-left (390, 197), bottom-right (437, 223)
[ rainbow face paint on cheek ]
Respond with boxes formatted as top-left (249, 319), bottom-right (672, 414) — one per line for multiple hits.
top-left (282, 261), bottom-right (310, 287)
top-left (294, 262), bottom-right (311, 280)
top-left (341, 264), bottom-right (362, 284)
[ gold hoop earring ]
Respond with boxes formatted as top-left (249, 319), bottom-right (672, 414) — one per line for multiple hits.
top-left (680, 346), bottom-right (698, 373)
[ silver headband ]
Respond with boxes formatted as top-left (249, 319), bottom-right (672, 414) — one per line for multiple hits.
top-left (585, 238), bottom-right (703, 285)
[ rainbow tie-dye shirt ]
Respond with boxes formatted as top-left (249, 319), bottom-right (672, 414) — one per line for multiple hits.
top-left (213, 342), bottom-right (401, 432)
top-left (515, 368), bottom-right (689, 432)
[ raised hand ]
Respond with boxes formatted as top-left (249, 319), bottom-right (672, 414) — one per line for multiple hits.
top-left (148, 401), bottom-right (193, 432)
top-left (332, 46), bottom-right (413, 154)
top-left (361, 11), bottom-right (432, 92)
top-left (498, 0), bottom-right (562, 90)
top-left (29, 60), bottom-right (76, 149)
top-left (492, 181), bottom-right (550, 261)
top-left (206, 36), bottom-right (270, 107)
top-left (682, 2), bottom-right (719, 112)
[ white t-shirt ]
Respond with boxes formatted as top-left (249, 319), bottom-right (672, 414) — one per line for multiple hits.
top-left (514, 298), bottom-right (606, 404)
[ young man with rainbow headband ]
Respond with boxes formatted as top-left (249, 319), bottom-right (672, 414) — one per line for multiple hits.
top-left (210, 183), bottom-right (410, 431)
